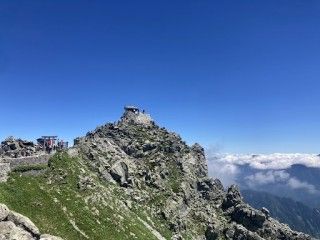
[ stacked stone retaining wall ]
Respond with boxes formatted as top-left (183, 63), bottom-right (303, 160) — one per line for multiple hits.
top-left (0, 154), bottom-right (50, 182)
top-left (2, 154), bottom-right (50, 169)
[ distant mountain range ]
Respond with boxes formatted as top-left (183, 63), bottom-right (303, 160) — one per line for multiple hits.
top-left (242, 189), bottom-right (320, 239)
top-left (234, 163), bottom-right (320, 208)
top-left (208, 153), bottom-right (320, 238)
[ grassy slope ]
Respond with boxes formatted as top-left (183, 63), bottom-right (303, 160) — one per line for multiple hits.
top-left (0, 153), bottom-right (171, 240)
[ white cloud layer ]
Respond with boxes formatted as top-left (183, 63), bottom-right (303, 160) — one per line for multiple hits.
top-left (206, 152), bottom-right (320, 193)
top-left (207, 160), bottom-right (239, 187)
top-left (244, 170), bottom-right (318, 194)
top-left (287, 178), bottom-right (318, 194)
top-left (211, 153), bottom-right (320, 170)
top-left (245, 170), bottom-right (289, 186)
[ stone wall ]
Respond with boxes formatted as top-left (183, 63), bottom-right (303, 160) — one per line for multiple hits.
top-left (0, 163), bottom-right (10, 182)
top-left (0, 154), bottom-right (50, 182)
top-left (3, 154), bottom-right (50, 169)
top-left (120, 111), bottom-right (154, 126)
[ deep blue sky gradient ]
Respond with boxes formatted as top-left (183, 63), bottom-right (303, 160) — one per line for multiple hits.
top-left (1, 1), bottom-right (320, 153)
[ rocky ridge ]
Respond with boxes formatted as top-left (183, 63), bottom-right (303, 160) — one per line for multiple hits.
top-left (0, 108), bottom-right (314, 239)
top-left (70, 108), bottom-right (313, 239)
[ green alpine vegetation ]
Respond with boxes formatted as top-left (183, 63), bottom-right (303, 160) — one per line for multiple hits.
top-left (0, 153), bottom-right (171, 240)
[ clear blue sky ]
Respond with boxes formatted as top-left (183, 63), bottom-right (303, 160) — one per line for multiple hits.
top-left (1, 0), bottom-right (320, 153)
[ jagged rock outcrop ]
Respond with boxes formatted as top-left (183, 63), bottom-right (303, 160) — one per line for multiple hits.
top-left (0, 137), bottom-right (40, 158)
top-left (71, 107), bottom-right (312, 240)
top-left (0, 203), bottom-right (62, 240)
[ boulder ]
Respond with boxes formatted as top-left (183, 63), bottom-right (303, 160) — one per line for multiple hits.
top-left (0, 204), bottom-right (62, 239)
top-left (110, 161), bottom-right (129, 186)
top-left (0, 137), bottom-right (40, 159)
top-left (224, 223), bottom-right (264, 240)
top-left (7, 211), bottom-right (40, 237)
top-left (0, 204), bottom-right (9, 221)
top-left (231, 204), bottom-right (266, 230)
top-left (261, 207), bottom-right (270, 219)
top-left (0, 221), bottom-right (34, 240)
top-left (222, 185), bottom-right (243, 209)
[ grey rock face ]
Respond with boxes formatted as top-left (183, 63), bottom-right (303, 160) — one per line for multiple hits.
top-left (7, 211), bottom-right (40, 237)
top-left (261, 207), bottom-right (270, 219)
top-left (110, 161), bottom-right (130, 186)
top-left (223, 185), bottom-right (243, 209)
top-left (224, 223), bottom-right (264, 240)
top-left (0, 205), bottom-right (9, 222)
top-left (0, 137), bottom-right (40, 158)
top-left (120, 109), bottom-right (154, 126)
top-left (0, 204), bottom-right (62, 240)
top-left (73, 108), bottom-right (312, 240)
top-left (231, 204), bottom-right (266, 230)
top-left (0, 221), bottom-right (33, 240)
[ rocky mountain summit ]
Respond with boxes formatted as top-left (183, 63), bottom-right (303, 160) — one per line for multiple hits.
top-left (0, 107), bottom-right (314, 239)
top-left (70, 107), bottom-right (312, 239)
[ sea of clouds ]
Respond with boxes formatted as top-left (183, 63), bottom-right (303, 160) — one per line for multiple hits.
top-left (206, 152), bottom-right (320, 194)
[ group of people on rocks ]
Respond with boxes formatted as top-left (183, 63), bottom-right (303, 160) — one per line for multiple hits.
top-left (37, 136), bottom-right (68, 154)
top-left (43, 139), bottom-right (67, 154)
